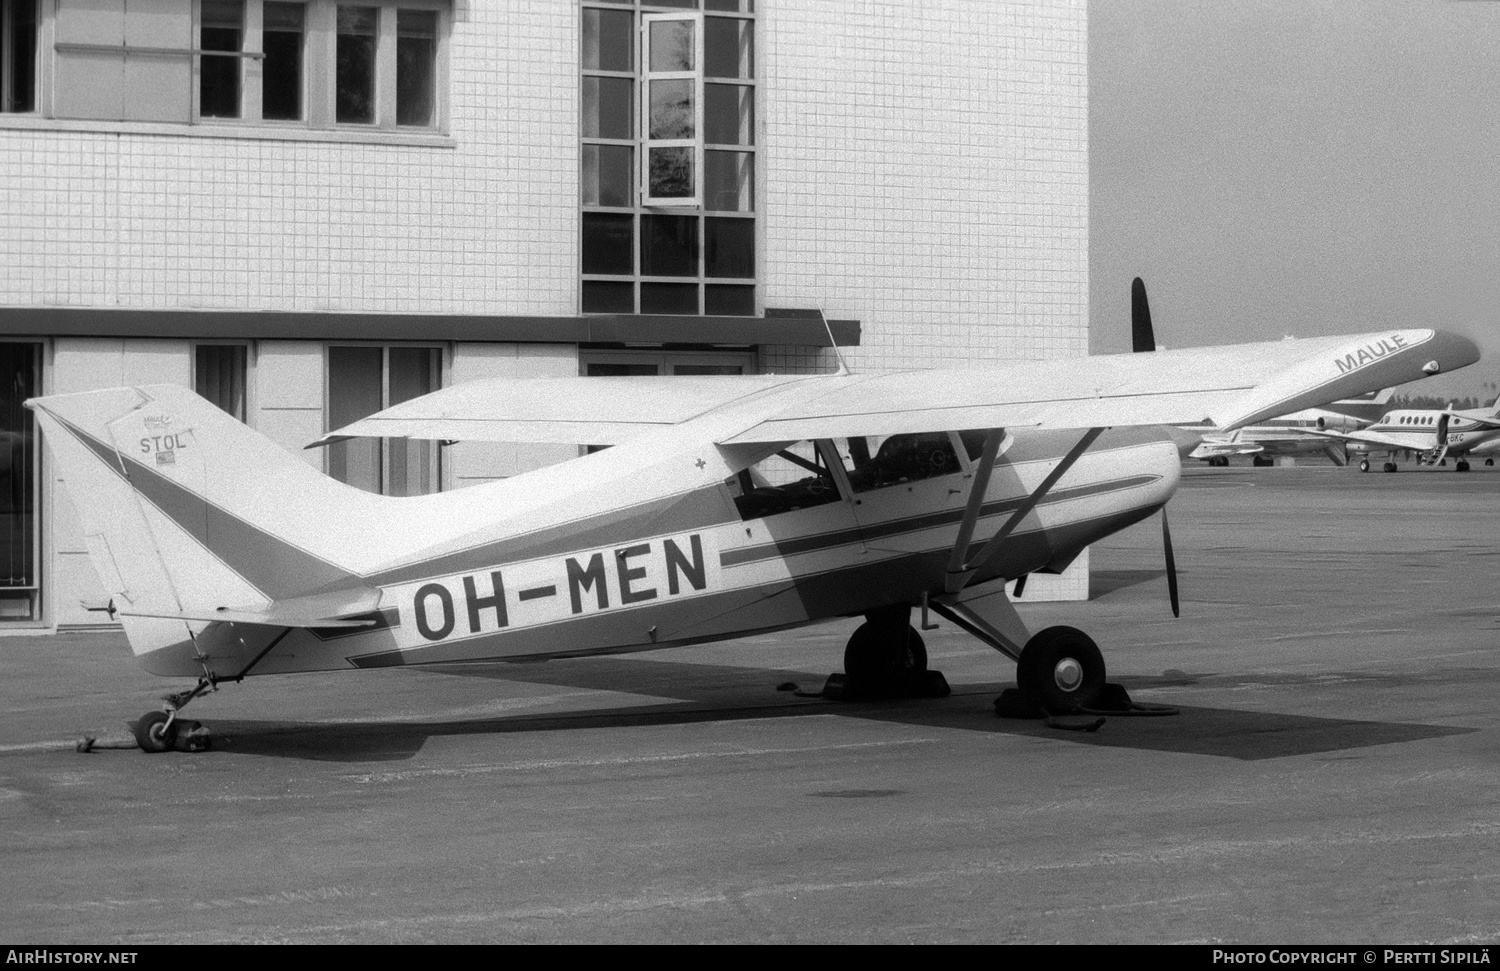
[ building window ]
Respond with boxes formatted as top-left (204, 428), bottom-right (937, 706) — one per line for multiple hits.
top-left (580, 0), bottom-right (757, 317)
top-left (0, 342), bottom-right (41, 623)
top-left (326, 345), bottom-right (442, 497)
top-left (262, 1), bottom-right (303, 119)
top-left (43, 0), bottom-right (445, 131)
top-left (200, 0), bottom-right (244, 119)
top-left (194, 344), bottom-right (249, 422)
top-left (1, 0), bottom-right (37, 113)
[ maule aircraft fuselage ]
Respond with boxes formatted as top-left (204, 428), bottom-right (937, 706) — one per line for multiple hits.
top-left (25, 325), bottom-right (1481, 751)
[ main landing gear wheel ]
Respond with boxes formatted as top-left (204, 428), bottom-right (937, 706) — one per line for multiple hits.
top-left (1383, 462), bottom-right (1398, 473)
top-left (132, 711), bottom-right (179, 754)
top-left (1359, 460), bottom-right (1370, 472)
top-left (844, 622), bottom-right (927, 685)
top-left (1456, 460), bottom-right (1470, 472)
top-left (1015, 626), bottom-right (1105, 715)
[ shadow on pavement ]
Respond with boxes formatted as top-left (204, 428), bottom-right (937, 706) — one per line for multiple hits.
top-left (201, 657), bottom-right (1472, 764)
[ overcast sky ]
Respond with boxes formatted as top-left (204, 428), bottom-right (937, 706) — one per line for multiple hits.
top-left (1090, 0), bottom-right (1500, 400)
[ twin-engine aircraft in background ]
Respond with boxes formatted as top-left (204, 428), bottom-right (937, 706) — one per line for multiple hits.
top-left (1305, 395), bottom-right (1500, 472)
top-left (27, 326), bottom-right (1479, 751)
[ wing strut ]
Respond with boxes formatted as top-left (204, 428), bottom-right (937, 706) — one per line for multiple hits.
top-left (944, 426), bottom-right (1107, 594)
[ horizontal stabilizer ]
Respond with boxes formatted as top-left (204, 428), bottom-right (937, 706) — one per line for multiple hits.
top-left (119, 586), bottom-right (384, 629)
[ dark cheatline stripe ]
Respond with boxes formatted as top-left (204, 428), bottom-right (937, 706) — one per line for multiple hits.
top-left (362, 486), bottom-right (740, 586)
top-left (61, 418), bottom-right (363, 600)
top-left (719, 474), bottom-right (1159, 568)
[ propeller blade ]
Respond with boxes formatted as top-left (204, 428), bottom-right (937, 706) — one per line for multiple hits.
top-left (1012, 573), bottom-right (1028, 598)
top-left (1162, 509), bottom-right (1180, 618)
top-left (1131, 277), bottom-right (1157, 353)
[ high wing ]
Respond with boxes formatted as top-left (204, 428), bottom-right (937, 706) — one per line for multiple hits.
top-left (311, 374), bottom-right (807, 447)
top-left (319, 329), bottom-right (1477, 445)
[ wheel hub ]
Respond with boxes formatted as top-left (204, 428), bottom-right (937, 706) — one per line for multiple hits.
top-left (1052, 658), bottom-right (1083, 692)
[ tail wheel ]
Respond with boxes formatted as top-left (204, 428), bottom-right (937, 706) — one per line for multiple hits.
top-left (132, 711), bottom-right (178, 754)
top-left (1016, 626), bottom-right (1105, 714)
top-left (844, 622), bottom-right (927, 684)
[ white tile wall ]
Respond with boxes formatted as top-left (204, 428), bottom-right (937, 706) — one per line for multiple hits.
top-left (761, 0), bottom-right (1088, 379)
top-left (0, 1), bottom-right (580, 318)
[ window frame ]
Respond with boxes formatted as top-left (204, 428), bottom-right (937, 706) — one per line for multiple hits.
top-left (640, 11), bottom-right (702, 209)
top-left (579, 0), bottom-right (759, 317)
top-left (323, 342), bottom-right (446, 496)
top-left (1, 0), bottom-right (40, 114)
top-left (191, 340), bottom-right (255, 423)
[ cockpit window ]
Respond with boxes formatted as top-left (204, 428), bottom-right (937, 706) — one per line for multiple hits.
top-left (834, 433), bottom-right (962, 493)
top-left (725, 442), bottom-right (842, 520)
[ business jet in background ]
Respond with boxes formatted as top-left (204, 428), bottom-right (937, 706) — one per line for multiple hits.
top-left (1311, 395), bottom-right (1500, 472)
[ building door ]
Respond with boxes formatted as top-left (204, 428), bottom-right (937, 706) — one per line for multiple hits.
top-left (0, 342), bottom-right (40, 622)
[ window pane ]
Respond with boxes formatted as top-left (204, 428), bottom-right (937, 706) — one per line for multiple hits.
top-left (581, 8), bottom-right (632, 72)
top-left (582, 212), bottom-right (634, 274)
top-left (649, 78), bottom-right (693, 139)
top-left (4, 0), bottom-right (38, 113)
top-left (194, 344), bottom-right (248, 421)
top-left (581, 144), bottom-right (632, 207)
top-left (336, 6), bottom-right (377, 124)
top-left (705, 1), bottom-right (753, 12)
top-left (200, 0), bottom-right (244, 119)
top-left (648, 146), bottom-right (694, 199)
top-left (386, 347), bottom-right (439, 497)
top-left (649, 20), bottom-right (694, 72)
top-left (582, 281), bottom-right (634, 314)
top-left (704, 84), bottom-right (752, 145)
top-left (705, 217), bottom-right (753, 277)
top-left (327, 346), bottom-right (384, 493)
top-left (397, 9), bottom-right (436, 127)
top-left (705, 284), bottom-right (755, 316)
top-left (642, 215), bottom-right (698, 276)
top-left (641, 283), bottom-right (698, 315)
top-left (262, 2), bottom-right (303, 120)
top-left (581, 76), bottom-right (632, 139)
top-left (587, 363), bottom-right (658, 376)
top-left (674, 363), bottom-right (743, 375)
top-left (704, 16), bottom-right (752, 79)
top-left (704, 150), bottom-right (752, 211)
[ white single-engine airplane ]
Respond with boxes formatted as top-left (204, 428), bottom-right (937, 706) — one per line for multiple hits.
top-left (27, 327), bottom-right (1478, 751)
top-left (1309, 394), bottom-right (1500, 472)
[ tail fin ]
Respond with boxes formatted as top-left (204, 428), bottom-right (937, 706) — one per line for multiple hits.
top-left (28, 386), bottom-right (392, 653)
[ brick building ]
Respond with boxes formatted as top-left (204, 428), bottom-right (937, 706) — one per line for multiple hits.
top-left (0, 0), bottom-right (1088, 628)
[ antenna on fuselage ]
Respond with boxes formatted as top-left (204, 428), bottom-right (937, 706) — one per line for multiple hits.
top-left (820, 306), bottom-right (851, 375)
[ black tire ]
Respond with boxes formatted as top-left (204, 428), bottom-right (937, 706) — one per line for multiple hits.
top-left (844, 623), bottom-right (926, 684)
top-left (1359, 460), bottom-right (1370, 473)
top-left (133, 711), bottom-right (177, 754)
top-left (1016, 626), bottom-right (1105, 714)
